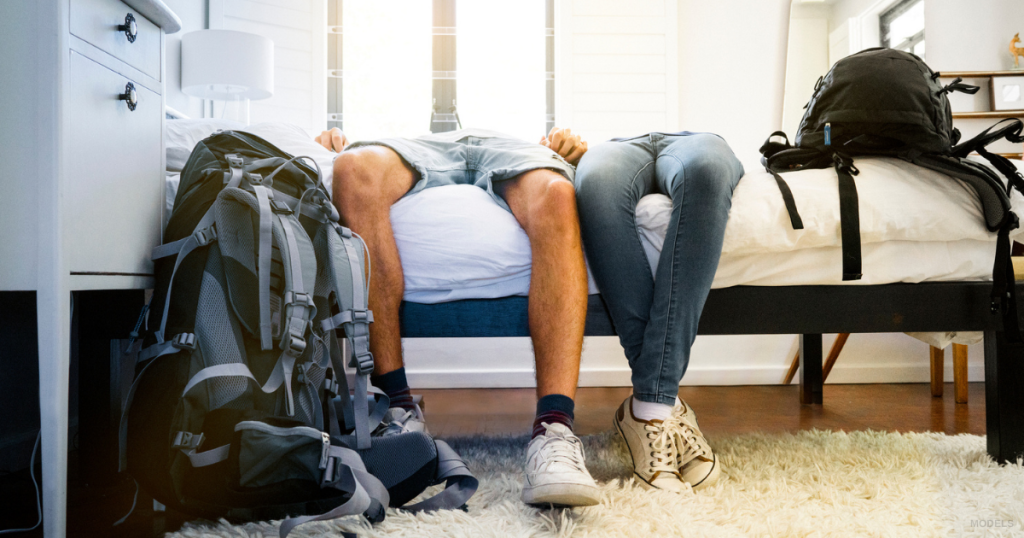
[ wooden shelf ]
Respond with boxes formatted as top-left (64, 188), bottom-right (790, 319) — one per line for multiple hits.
top-left (939, 70), bottom-right (1024, 78)
top-left (952, 110), bottom-right (1024, 119)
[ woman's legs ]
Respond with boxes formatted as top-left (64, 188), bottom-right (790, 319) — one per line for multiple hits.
top-left (575, 138), bottom-right (659, 368)
top-left (637, 133), bottom-right (743, 404)
top-left (576, 133), bottom-right (743, 405)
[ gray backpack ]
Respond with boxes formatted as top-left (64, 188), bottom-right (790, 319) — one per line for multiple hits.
top-left (121, 131), bottom-right (476, 537)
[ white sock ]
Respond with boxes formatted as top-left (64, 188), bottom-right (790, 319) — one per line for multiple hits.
top-left (631, 396), bottom-right (680, 422)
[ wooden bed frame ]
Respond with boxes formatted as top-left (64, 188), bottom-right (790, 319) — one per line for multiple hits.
top-left (400, 281), bottom-right (1024, 464)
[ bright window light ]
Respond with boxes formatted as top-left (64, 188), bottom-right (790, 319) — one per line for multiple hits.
top-left (457, 0), bottom-right (546, 141)
top-left (342, 0), bottom-right (432, 140)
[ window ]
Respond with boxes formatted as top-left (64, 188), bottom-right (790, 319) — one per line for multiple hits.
top-left (880, 0), bottom-right (925, 58)
top-left (327, 0), bottom-right (554, 142)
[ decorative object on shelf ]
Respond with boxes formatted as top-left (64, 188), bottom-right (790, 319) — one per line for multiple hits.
top-left (1011, 33), bottom-right (1024, 69)
top-left (181, 30), bottom-right (274, 124)
top-left (991, 75), bottom-right (1024, 112)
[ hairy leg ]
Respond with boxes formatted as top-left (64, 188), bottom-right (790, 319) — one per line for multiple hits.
top-left (497, 170), bottom-right (588, 399)
top-left (332, 146), bottom-right (416, 376)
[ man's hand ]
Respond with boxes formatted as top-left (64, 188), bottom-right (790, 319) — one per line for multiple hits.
top-left (315, 127), bottom-right (349, 153)
top-left (540, 127), bottom-right (588, 166)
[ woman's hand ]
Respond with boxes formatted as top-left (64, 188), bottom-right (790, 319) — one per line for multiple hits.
top-left (315, 128), bottom-right (349, 153)
top-left (540, 127), bottom-right (588, 166)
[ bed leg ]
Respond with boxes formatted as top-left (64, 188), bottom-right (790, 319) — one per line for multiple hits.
top-left (984, 331), bottom-right (1024, 463)
top-left (799, 334), bottom-right (823, 405)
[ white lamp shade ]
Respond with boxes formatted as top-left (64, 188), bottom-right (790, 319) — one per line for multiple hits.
top-left (181, 30), bottom-right (274, 100)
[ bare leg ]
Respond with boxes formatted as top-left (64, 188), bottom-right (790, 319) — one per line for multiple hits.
top-left (497, 170), bottom-right (588, 400)
top-left (332, 146), bottom-right (416, 376)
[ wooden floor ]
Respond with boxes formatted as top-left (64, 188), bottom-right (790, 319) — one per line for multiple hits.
top-left (0, 383), bottom-right (988, 537)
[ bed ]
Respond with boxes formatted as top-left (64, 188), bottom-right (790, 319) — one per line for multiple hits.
top-left (165, 120), bottom-right (1024, 463)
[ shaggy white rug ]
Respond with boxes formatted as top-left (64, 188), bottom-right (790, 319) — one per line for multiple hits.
top-left (167, 430), bottom-right (1024, 538)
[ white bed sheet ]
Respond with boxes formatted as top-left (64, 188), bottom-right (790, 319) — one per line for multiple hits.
top-left (393, 158), bottom-right (1024, 303)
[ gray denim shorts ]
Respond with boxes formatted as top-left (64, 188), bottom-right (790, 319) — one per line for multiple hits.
top-left (346, 132), bottom-right (576, 212)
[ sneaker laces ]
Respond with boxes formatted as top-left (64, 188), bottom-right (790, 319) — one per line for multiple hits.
top-left (532, 423), bottom-right (589, 473)
top-left (646, 413), bottom-right (710, 473)
top-left (644, 421), bottom-right (683, 475)
top-left (662, 412), bottom-right (710, 467)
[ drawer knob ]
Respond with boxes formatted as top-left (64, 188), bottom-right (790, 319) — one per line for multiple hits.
top-left (117, 13), bottom-right (138, 43)
top-left (119, 82), bottom-right (138, 111)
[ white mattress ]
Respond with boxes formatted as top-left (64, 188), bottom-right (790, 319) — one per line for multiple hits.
top-left (392, 157), bottom-right (1024, 303)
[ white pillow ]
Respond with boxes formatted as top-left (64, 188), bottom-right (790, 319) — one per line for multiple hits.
top-left (165, 118), bottom-right (245, 150)
top-left (165, 119), bottom-right (338, 189)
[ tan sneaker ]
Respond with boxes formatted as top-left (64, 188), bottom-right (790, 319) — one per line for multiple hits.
top-left (614, 397), bottom-right (720, 492)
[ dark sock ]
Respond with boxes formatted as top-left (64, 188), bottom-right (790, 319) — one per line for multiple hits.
top-left (532, 394), bottom-right (575, 438)
top-left (371, 367), bottom-right (416, 412)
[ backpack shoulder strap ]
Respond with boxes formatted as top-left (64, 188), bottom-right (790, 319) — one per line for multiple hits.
top-left (951, 118), bottom-right (1024, 158)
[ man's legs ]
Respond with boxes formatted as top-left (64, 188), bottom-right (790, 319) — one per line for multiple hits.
top-left (496, 169), bottom-right (588, 401)
top-left (332, 146), bottom-right (418, 412)
top-left (496, 169), bottom-right (599, 506)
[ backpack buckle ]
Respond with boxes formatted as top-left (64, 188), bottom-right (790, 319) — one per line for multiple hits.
top-left (226, 155), bottom-right (244, 169)
top-left (172, 431), bottom-right (204, 450)
top-left (171, 333), bottom-right (196, 351)
top-left (350, 309), bottom-right (372, 324)
top-left (319, 432), bottom-right (332, 471)
top-left (247, 172), bottom-right (264, 185)
top-left (351, 335), bottom-right (373, 375)
top-left (270, 199), bottom-right (293, 215)
top-left (193, 225), bottom-right (218, 247)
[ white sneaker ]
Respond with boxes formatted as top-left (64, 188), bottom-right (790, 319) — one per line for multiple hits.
top-left (521, 423), bottom-right (601, 506)
top-left (614, 397), bottom-right (720, 492)
top-left (372, 405), bottom-right (428, 437)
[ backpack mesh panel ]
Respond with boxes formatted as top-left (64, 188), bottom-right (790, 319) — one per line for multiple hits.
top-left (359, 433), bottom-right (437, 489)
top-left (196, 249), bottom-right (253, 411)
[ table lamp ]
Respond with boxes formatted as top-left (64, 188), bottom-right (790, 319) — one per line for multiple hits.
top-left (181, 29), bottom-right (274, 124)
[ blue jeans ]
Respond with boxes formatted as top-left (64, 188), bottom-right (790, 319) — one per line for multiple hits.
top-left (575, 133), bottom-right (743, 405)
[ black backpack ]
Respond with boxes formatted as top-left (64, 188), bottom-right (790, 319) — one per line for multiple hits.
top-left (120, 130), bottom-right (477, 536)
top-left (760, 47), bottom-right (1024, 338)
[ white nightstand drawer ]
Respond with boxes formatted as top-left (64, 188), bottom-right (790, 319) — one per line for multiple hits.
top-left (71, 0), bottom-right (161, 80)
top-left (67, 51), bottom-right (162, 276)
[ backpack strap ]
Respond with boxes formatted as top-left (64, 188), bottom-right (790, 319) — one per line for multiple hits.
top-left (279, 445), bottom-right (389, 538)
top-left (759, 133), bottom-right (807, 230)
top-left (992, 213), bottom-right (1023, 342)
top-left (398, 440), bottom-right (479, 512)
top-left (152, 154), bottom-right (248, 343)
top-left (252, 183), bottom-right (275, 351)
top-left (833, 153), bottom-right (863, 281)
top-left (951, 118), bottom-right (1024, 159)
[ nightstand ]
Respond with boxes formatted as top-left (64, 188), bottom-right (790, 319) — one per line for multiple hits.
top-left (0, 1), bottom-right (180, 535)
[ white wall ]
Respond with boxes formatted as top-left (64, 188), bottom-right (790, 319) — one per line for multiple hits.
top-left (782, 3), bottom-right (830, 137)
top-left (676, 0), bottom-right (792, 168)
top-left (163, 0), bottom-right (207, 119)
top-left (555, 0), bottom-right (679, 144)
top-left (209, 0), bottom-right (327, 134)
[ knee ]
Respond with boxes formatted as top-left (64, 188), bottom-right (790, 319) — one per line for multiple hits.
top-left (522, 172), bottom-right (579, 234)
top-left (670, 138), bottom-right (742, 199)
top-left (333, 150), bottom-right (380, 197)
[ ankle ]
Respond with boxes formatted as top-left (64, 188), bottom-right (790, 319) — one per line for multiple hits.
top-left (371, 367), bottom-right (416, 412)
top-left (532, 394), bottom-right (575, 438)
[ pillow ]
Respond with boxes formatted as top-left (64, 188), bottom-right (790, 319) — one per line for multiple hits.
top-left (166, 146), bottom-right (191, 173)
top-left (165, 119), bottom-right (338, 188)
top-left (166, 118), bottom-right (245, 150)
